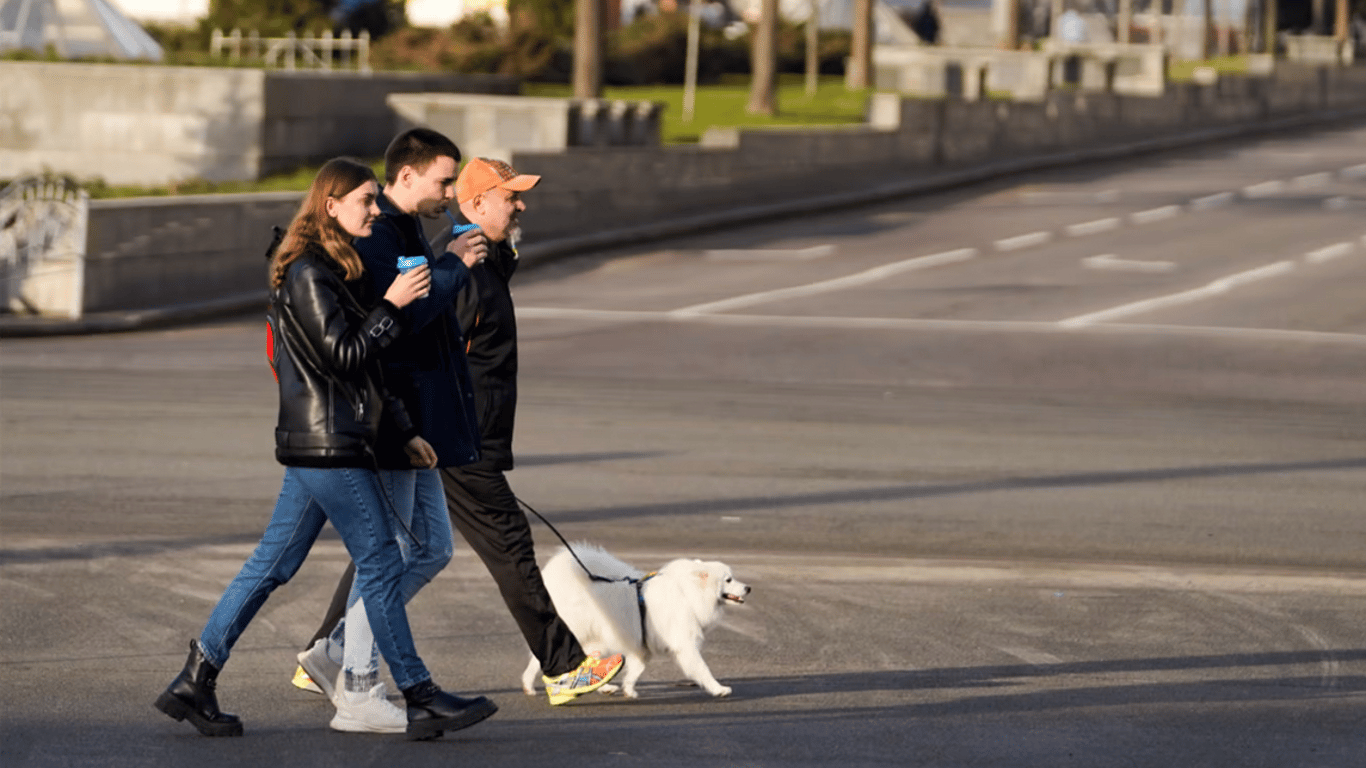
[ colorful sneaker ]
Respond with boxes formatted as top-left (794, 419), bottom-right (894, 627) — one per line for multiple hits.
top-left (291, 664), bottom-right (322, 694)
top-left (543, 654), bottom-right (624, 706)
top-left (296, 639), bottom-right (340, 700)
top-left (330, 682), bottom-right (407, 734)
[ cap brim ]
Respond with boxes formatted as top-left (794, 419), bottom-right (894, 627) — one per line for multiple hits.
top-left (499, 174), bottom-right (540, 193)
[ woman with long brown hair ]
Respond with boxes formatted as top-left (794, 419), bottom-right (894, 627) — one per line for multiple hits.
top-left (155, 158), bottom-right (496, 740)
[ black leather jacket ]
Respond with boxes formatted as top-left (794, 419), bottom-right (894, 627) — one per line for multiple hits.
top-left (271, 244), bottom-right (416, 468)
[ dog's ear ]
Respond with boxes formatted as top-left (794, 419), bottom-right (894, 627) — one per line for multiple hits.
top-left (693, 568), bottom-right (712, 586)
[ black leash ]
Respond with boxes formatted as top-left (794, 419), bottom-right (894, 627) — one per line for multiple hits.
top-left (516, 494), bottom-right (655, 649)
top-left (515, 495), bottom-right (639, 586)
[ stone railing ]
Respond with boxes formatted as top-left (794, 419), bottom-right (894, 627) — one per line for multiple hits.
top-left (1, 177), bottom-right (88, 319)
top-left (875, 44), bottom-right (1169, 101)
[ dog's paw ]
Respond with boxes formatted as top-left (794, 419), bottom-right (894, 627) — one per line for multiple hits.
top-left (598, 683), bottom-right (620, 695)
top-left (621, 686), bottom-right (640, 699)
top-left (710, 686), bottom-right (733, 698)
top-left (522, 686), bottom-right (538, 696)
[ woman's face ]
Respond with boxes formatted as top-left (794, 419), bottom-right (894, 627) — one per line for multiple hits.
top-left (326, 180), bottom-right (381, 239)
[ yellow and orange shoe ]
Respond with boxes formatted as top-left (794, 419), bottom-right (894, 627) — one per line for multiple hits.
top-left (291, 664), bottom-right (322, 694)
top-left (543, 654), bottom-right (624, 706)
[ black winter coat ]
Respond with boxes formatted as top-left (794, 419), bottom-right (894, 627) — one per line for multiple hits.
top-left (453, 239), bottom-right (519, 470)
top-left (271, 243), bottom-right (416, 468)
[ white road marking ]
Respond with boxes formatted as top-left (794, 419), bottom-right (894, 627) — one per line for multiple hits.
top-left (1305, 242), bottom-right (1355, 264)
top-left (1291, 172), bottom-right (1332, 188)
top-left (997, 646), bottom-right (1065, 666)
top-left (705, 245), bottom-right (836, 261)
top-left (1065, 217), bottom-right (1120, 237)
top-left (1020, 189), bottom-right (1122, 204)
top-left (517, 306), bottom-right (1366, 345)
top-left (1324, 196), bottom-right (1352, 210)
top-left (1341, 163), bottom-right (1366, 179)
top-left (1058, 261), bottom-right (1297, 327)
top-left (994, 231), bottom-right (1053, 251)
top-left (1190, 192), bottom-right (1235, 210)
top-left (667, 248), bottom-right (978, 316)
top-left (1082, 254), bottom-right (1177, 273)
top-left (1131, 205), bottom-right (1181, 224)
top-left (518, 307), bottom-right (669, 322)
top-left (1243, 180), bottom-right (1285, 198)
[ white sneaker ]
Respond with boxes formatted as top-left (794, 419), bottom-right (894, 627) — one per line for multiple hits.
top-left (297, 639), bottom-right (341, 700)
top-left (330, 682), bottom-right (407, 734)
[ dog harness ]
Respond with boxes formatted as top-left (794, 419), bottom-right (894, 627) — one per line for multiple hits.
top-left (633, 572), bottom-right (658, 650)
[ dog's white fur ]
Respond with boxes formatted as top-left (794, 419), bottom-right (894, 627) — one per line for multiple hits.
top-left (522, 543), bottom-right (750, 699)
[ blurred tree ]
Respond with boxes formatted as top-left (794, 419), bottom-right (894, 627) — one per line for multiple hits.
top-left (747, 0), bottom-right (779, 114)
top-left (202, 0), bottom-right (404, 38)
top-left (509, 0), bottom-right (577, 38)
top-left (847, 0), bottom-right (871, 88)
top-left (573, 0), bottom-right (603, 97)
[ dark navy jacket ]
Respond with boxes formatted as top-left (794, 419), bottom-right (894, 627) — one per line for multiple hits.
top-left (354, 192), bottom-right (480, 469)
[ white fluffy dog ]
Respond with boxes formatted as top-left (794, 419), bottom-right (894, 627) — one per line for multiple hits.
top-left (522, 544), bottom-right (750, 699)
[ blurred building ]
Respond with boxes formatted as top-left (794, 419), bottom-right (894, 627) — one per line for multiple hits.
top-left (107, 0), bottom-right (207, 24)
top-left (0, 0), bottom-right (163, 59)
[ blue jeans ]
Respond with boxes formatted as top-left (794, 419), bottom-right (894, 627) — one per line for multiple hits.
top-left (330, 469), bottom-right (452, 685)
top-left (198, 466), bottom-right (431, 690)
top-left (381, 468), bottom-right (454, 601)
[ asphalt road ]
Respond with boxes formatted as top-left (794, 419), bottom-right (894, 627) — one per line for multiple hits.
top-left (2, 122), bottom-right (1364, 767)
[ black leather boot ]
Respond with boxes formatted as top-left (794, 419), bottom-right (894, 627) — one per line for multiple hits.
top-left (401, 680), bottom-right (497, 741)
top-left (154, 640), bottom-right (244, 737)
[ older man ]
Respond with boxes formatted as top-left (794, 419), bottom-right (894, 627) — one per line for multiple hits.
top-left (439, 158), bottom-right (622, 706)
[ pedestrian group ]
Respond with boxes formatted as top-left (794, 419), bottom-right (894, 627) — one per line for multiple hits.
top-left (155, 129), bottom-right (625, 740)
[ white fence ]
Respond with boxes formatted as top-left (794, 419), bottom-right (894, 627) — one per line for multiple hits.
top-left (209, 28), bottom-right (371, 72)
top-left (0, 177), bottom-right (88, 319)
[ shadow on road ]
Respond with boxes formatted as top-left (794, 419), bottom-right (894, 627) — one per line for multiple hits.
top-left (543, 456), bottom-right (1366, 522)
top-left (5, 457), bottom-right (1363, 565)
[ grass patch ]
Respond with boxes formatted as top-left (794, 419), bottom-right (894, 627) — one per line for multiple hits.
top-left (1168, 55), bottom-right (1251, 82)
top-left (524, 73), bottom-right (871, 144)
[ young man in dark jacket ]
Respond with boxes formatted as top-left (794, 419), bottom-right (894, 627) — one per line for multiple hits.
top-left (439, 158), bottom-right (622, 706)
top-left (293, 130), bottom-right (489, 732)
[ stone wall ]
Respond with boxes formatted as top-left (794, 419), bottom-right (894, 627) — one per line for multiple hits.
top-left (83, 193), bottom-right (300, 313)
top-left (506, 64), bottom-right (1366, 244)
top-left (0, 62), bottom-right (518, 186)
top-left (56, 63), bottom-right (1366, 316)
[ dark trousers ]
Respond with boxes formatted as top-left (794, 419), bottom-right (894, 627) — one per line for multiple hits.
top-left (308, 460), bottom-right (585, 678)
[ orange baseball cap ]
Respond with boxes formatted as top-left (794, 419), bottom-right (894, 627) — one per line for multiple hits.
top-left (455, 158), bottom-right (541, 204)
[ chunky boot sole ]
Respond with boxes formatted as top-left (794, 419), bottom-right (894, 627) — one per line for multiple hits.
top-left (154, 691), bottom-right (244, 737)
top-left (405, 698), bottom-right (497, 741)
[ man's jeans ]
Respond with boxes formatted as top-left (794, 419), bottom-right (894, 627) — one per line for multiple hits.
top-left (198, 466), bottom-right (431, 690)
top-left (331, 469), bottom-right (453, 690)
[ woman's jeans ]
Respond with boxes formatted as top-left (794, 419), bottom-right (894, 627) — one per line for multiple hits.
top-left (330, 469), bottom-right (453, 691)
top-left (197, 466), bottom-right (431, 691)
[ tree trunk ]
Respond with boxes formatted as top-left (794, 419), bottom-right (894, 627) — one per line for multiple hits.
top-left (806, 0), bottom-right (820, 95)
top-left (573, 0), bottom-right (602, 99)
top-left (747, 0), bottom-right (780, 115)
top-left (1202, 0), bottom-right (1215, 59)
top-left (847, 0), bottom-right (873, 89)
